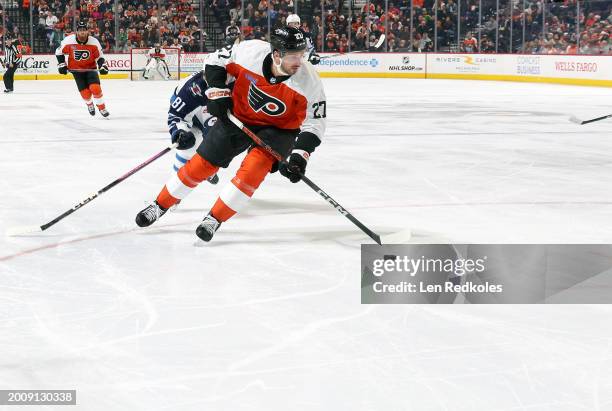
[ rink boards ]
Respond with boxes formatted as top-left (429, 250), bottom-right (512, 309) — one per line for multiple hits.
top-left (2, 52), bottom-right (612, 87)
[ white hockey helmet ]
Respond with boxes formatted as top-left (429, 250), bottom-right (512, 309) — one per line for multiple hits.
top-left (286, 14), bottom-right (301, 26)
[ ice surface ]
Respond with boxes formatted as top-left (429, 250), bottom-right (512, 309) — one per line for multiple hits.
top-left (1, 78), bottom-right (612, 410)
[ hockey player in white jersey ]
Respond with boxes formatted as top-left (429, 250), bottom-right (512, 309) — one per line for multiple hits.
top-left (143, 45), bottom-right (171, 80)
top-left (135, 27), bottom-right (327, 242)
top-left (286, 14), bottom-right (320, 65)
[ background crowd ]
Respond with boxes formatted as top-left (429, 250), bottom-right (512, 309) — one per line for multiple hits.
top-left (1, 0), bottom-right (610, 55)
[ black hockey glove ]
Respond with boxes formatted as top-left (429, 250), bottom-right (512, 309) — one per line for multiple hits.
top-left (171, 129), bottom-right (196, 150)
top-left (98, 62), bottom-right (109, 75)
top-left (279, 150), bottom-right (309, 183)
top-left (97, 58), bottom-right (109, 75)
top-left (308, 52), bottom-right (321, 65)
top-left (280, 131), bottom-right (321, 182)
top-left (58, 63), bottom-right (68, 75)
top-left (205, 87), bottom-right (232, 123)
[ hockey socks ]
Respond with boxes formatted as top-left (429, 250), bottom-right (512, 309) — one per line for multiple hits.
top-left (156, 154), bottom-right (219, 209)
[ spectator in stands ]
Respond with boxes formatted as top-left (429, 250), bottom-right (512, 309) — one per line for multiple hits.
top-left (229, 2), bottom-right (242, 25)
top-left (462, 31), bottom-right (478, 52)
top-left (143, 24), bottom-right (159, 46)
top-left (171, 37), bottom-right (182, 50)
top-left (46, 10), bottom-right (61, 47)
top-left (7, 0), bottom-right (612, 55)
top-left (416, 32), bottom-right (433, 52)
top-left (117, 27), bottom-right (128, 51)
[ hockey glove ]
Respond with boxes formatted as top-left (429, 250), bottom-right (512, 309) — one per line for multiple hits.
top-left (308, 52), bottom-right (321, 65)
top-left (98, 62), bottom-right (109, 75)
top-left (58, 63), bottom-right (68, 75)
top-left (205, 88), bottom-right (232, 123)
top-left (279, 150), bottom-right (309, 183)
top-left (172, 129), bottom-right (196, 150)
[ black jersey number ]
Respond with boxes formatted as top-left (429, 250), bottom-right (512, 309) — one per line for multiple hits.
top-left (217, 44), bottom-right (234, 59)
top-left (312, 101), bottom-right (327, 119)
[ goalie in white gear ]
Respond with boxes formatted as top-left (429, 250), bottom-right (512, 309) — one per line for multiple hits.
top-left (143, 44), bottom-right (171, 80)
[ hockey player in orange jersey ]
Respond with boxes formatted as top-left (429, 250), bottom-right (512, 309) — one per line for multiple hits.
top-left (135, 27), bottom-right (327, 242)
top-left (55, 21), bottom-right (110, 117)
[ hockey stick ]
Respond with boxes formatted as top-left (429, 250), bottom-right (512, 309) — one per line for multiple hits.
top-left (6, 144), bottom-right (177, 236)
top-left (569, 114), bottom-right (612, 125)
top-left (227, 113), bottom-right (382, 245)
top-left (320, 34), bottom-right (386, 60)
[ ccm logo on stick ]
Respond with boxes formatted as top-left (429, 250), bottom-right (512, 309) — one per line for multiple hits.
top-left (317, 189), bottom-right (348, 216)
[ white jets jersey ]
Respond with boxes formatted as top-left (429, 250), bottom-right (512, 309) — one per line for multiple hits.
top-left (204, 39), bottom-right (326, 141)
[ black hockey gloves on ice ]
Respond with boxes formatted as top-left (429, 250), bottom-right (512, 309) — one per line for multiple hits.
top-left (58, 63), bottom-right (68, 75)
top-left (205, 88), bottom-right (233, 123)
top-left (280, 151), bottom-right (308, 183)
top-left (172, 129), bottom-right (196, 150)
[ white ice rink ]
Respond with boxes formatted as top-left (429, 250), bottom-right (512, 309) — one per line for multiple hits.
top-left (1, 78), bottom-right (612, 410)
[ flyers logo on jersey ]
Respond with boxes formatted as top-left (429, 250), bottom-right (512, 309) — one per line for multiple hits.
top-left (247, 83), bottom-right (286, 116)
top-left (74, 50), bottom-right (91, 61)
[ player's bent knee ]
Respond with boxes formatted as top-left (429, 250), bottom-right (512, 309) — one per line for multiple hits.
top-left (178, 154), bottom-right (219, 187)
top-left (80, 89), bottom-right (92, 100)
top-left (233, 147), bottom-right (276, 194)
top-left (89, 83), bottom-right (103, 97)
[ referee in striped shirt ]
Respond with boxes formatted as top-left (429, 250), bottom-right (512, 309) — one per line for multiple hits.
top-left (2, 36), bottom-right (21, 93)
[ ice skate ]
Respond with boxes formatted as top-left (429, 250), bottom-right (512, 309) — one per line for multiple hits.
top-left (195, 214), bottom-right (221, 242)
top-left (135, 201), bottom-right (168, 227)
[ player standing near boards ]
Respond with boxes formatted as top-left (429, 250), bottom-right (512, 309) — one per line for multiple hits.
top-left (2, 36), bottom-right (22, 93)
top-left (55, 21), bottom-right (110, 117)
top-left (135, 27), bottom-right (327, 242)
top-left (286, 14), bottom-right (320, 65)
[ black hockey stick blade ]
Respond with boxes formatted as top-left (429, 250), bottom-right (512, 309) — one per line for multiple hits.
top-left (227, 113), bottom-right (383, 245)
top-left (569, 114), bottom-right (612, 125)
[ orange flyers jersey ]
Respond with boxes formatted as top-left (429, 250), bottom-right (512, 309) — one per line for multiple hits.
top-left (204, 40), bottom-right (326, 140)
top-left (55, 34), bottom-right (103, 71)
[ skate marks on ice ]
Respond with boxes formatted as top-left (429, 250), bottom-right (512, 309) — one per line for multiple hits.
top-left (0, 222), bottom-right (193, 262)
top-left (338, 101), bottom-right (562, 121)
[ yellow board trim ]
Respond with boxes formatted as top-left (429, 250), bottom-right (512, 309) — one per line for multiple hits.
top-left (4, 71), bottom-right (612, 87)
top-left (426, 73), bottom-right (612, 87)
top-left (4, 73), bottom-right (129, 80)
top-left (3, 72), bottom-right (190, 80)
